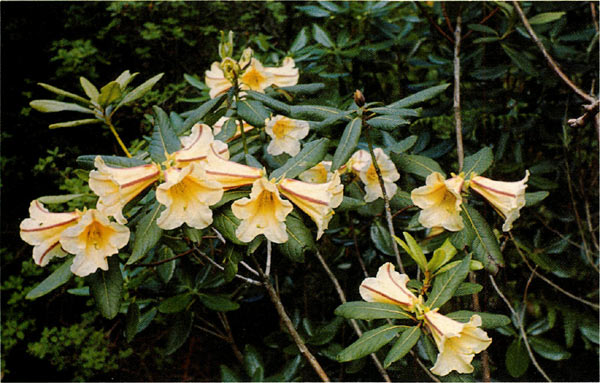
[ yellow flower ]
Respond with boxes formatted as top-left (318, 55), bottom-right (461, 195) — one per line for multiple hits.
top-left (411, 172), bottom-right (465, 232)
top-left (265, 115), bottom-right (310, 156)
top-left (205, 61), bottom-right (234, 98)
top-left (359, 262), bottom-right (418, 311)
top-left (424, 310), bottom-right (492, 376)
top-left (205, 144), bottom-right (263, 189)
top-left (278, 172), bottom-right (343, 239)
top-left (173, 123), bottom-right (229, 167)
top-left (469, 171), bottom-right (529, 231)
top-left (351, 149), bottom-right (400, 202)
top-left (263, 57), bottom-right (300, 87)
top-left (212, 117), bottom-right (255, 142)
top-left (298, 161), bottom-right (332, 184)
top-left (19, 200), bottom-right (82, 266)
top-left (156, 163), bottom-right (224, 230)
top-left (89, 156), bottom-right (161, 224)
top-left (60, 209), bottom-right (130, 277)
top-left (232, 177), bottom-right (293, 243)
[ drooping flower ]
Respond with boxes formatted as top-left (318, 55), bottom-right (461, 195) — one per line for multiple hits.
top-left (156, 163), bottom-right (224, 230)
top-left (411, 172), bottom-right (465, 232)
top-left (172, 123), bottom-right (229, 167)
top-left (212, 117), bottom-right (255, 142)
top-left (351, 149), bottom-right (400, 203)
top-left (19, 200), bottom-right (82, 267)
top-left (424, 310), bottom-right (492, 376)
top-left (359, 262), bottom-right (418, 311)
top-left (278, 172), bottom-right (343, 239)
top-left (298, 161), bottom-right (332, 184)
top-left (205, 144), bottom-right (263, 189)
top-left (59, 209), bottom-right (130, 277)
top-left (469, 171), bottom-right (529, 232)
top-left (231, 177), bottom-right (293, 243)
top-left (89, 156), bottom-right (161, 224)
top-left (265, 115), bottom-right (310, 156)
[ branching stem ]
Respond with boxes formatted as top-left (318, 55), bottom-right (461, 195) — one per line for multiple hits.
top-left (105, 119), bottom-right (132, 158)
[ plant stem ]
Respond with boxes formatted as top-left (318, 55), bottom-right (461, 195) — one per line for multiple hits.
top-left (233, 80), bottom-right (248, 155)
top-left (106, 119), bottom-right (132, 158)
top-left (265, 240), bottom-right (272, 276)
top-left (453, 12), bottom-right (464, 171)
top-left (193, 246), bottom-right (261, 286)
top-left (469, 272), bottom-right (490, 382)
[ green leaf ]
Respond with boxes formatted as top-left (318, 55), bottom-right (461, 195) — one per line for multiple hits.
top-left (97, 81), bottom-right (122, 107)
top-left (137, 307), bottom-right (157, 334)
top-left (389, 135), bottom-right (418, 153)
top-left (87, 256), bottom-right (123, 319)
top-left (237, 99), bottom-right (270, 127)
top-left (384, 326), bottom-right (421, 368)
top-left (157, 246), bottom-right (176, 284)
top-left (529, 12), bottom-right (565, 25)
top-left (181, 94), bottom-right (226, 133)
top-left (244, 344), bottom-right (265, 381)
top-left (215, 117), bottom-right (238, 142)
top-left (80, 76), bottom-right (99, 101)
top-left (266, 355), bottom-right (302, 382)
top-left (461, 204), bottom-right (504, 274)
top-left (525, 191), bottom-right (549, 206)
top-left (337, 196), bottom-right (366, 211)
top-left (116, 72), bottom-right (164, 110)
top-left (198, 294), bottom-right (240, 311)
top-left (213, 190), bottom-right (250, 209)
top-left (453, 282), bottom-right (483, 297)
top-left (30, 99), bottom-right (94, 114)
top-left (76, 154), bottom-right (146, 170)
top-left (312, 24), bottom-right (334, 47)
top-left (127, 202), bottom-right (163, 265)
top-left (463, 147), bottom-right (493, 177)
top-left (149, 106), bottom-right (181, 163)
top-left (529, 336), bottom-right (571, 360)
top-left (115, 70), bottom-right (138, 89)
top-left (335, 302), bottom-right (414, 320)
top-left (297, 5), bottom-right (331, 18)
top-left (289, 104), bottom-right (344, 120)
top-left (183, 73), bottom-right (206, 90)
top-left (38, 82), bottom-right (90, 104)
top-left (393, 153), bottom-right (445, 178)
top-left (165, 311), bottom-right (193, 355)
top-left (369, 107), bottom-right (420, 118)
top-left (246, 90), bottom-right (291, 114)
top-left (125, 302), bottom-right (140, 342)
top-left (37, 193), bottom-right (86, 204)
top-left (159, 293), bottom-right (194, 314)
top-left (427, 238), bottom-right (457, 272)
top-left (370, 219), bottom-right (394, 256)
top-left (388, 84), bottom-right (450, 108)
top-left (446, 310), bottom-right (511, 328)
top-left (401, 232), bottom-right (427, 270)
top-left (502, 44), bottom-right (537, 76)
top-left (277, 83), bottom-right (326, 95)
top-left (290, 27), bottom-right (309, 52)
top-left (506, 340), bottom-right (529, 378)
top-left (467, 24), bottom-right (498, 35)
top-left (426, 254), bottom-right (471, 309)
top-left (270, 138), bottom-right (329, 180)
top-left (26, 259), bottom-right (73, 300)
top-left (308, 317), bottom-right (344, 346)
top-left (213, 208), bottom-right (245, 245)
top-left (367, 115), bottom-right (409, 131)
top-left (337, 324), bottom-right (404, 362)
top-left (48, 118), bottom-right (102, 129)
top-left (220, 365), bottom-right (242, 382)
top-left (278, 215), bottom-right (315, 263)
top-left (331, 117), bottom-right (361, 171)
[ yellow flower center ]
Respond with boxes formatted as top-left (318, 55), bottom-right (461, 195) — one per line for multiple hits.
top-left (366, 164), bottom-right (379, 183)
top-left (241, 67), bottom-right (267, 90)
top-left (272, 119), bottom-right (294, 139)
top-left (86, 221), bottom-right (108, 250)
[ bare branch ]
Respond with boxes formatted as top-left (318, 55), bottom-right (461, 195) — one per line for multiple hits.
top-left (453, 13), bottom-right (464, 171)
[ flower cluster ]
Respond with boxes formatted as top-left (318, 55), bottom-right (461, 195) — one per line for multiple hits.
top-left (360, 263), bottom-right (492, 376)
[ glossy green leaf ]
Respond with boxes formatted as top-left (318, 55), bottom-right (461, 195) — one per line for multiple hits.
top-left (369, 107), bottom-right (420, 117)
top-left (278, 215), bottom-right (315, 262)
top-left (48, 118), bottom-right (102, 129)
top-left (337, 324), bottom-right (404, 362)
top-left (213, 190), bottom-right (250, 209)
top-left (453, 282), bottom-right (483, 297)
top-left (213, 208), bottom-right (245, 245)
top-left (80, 76), bottom-right (99, 101)
top-left (116, 72), bottom-right (164, 110)
top-left (76, 154), bottom-right (146, 170)
top-left (393, 153), bottom-right (445, 178)
top-left (427, 238), bottom-right (457, 272)
top-left (220, 365), bottom-right (242, 382)
top-left (426, 254), bottom-right (471, 309)
top-left (334, 301), bottom-right (413, 320)
top-left (277, 83), bottom-right (326, 95)
top-left (246, 90), bottom-right (291, 114)
top-left (181, 93), bottom-right (226, 133)
top-left (127, 202), bottom-right (163, 265)
top-left (30, 99), bottom-right (93, 114)
top-left (26, 258), bottom-right (73, 300)
top-left (115, 70), bottom-right (138, 89)
top-left (237, 99), bottom-right (270, 127)
top-left (529, 336), bottom-right (571, 360)
top-left (370, 219), bottom-right (394, 256)
top-left (125, 302), bottom-right (140, 342)
top-left (367, 115), bottom-right (409, 131)
top-left (149, 106), bottom-right (181, 163)
top-left (463, 147), bottom-right (493, 177)
top-left (307, 317), bottom-right (344, 346)
top-left (384, 326), bottom-right (421, 368)
top-left (506, 339), bottom-right (529, 378)
top-left (97, 81), bottom-right (122, 107)
top-left (446, 310), bottom-right (511, 328)
top-left (529, 12), bottom-right (565, 25)
top-left (244, 344), bottom-right (265, 381)
top-left (265, 355), bottom-right (302, 382)
top-left (198, 294), bottom-right (240, 311)
top-left (157, 246), bottom-right (177, 284)
top-left (389, 135), bottom-right (418, 154)
top-left (525, 191), bottom-right (549, 206)
top-left (87, 256), bottom-right (123, 319)
top-left (337, 196), bottom-right (366, 211)
top-left (313, 24), bottom-right (334, 47)
top-left (137, 307), bottom-right (157, 334)
top-left (37, 193), bottom-right (86, 204)
top-left (38, 82), bottom-right (90, 104)
top-left (331, 117), bottom-right (361, 171)
top-left (183, 73), bottom-right (206, 90)
top-left (165, 311), bottom-right (193, 355)
top-left (388, 84), bottom-right (450, 108)
top-left (502, 44), bottom-right (537, 76)
top-left (461, 204), bottom-right (504, 274)
top-left (270, 138), bottom-right (329, 180)
top-left (289, 104), bottom-right (343, 120)
top-left (290, 27), bottom-right (309, 52)
top-left (159, 293), bottom-right (194, 314)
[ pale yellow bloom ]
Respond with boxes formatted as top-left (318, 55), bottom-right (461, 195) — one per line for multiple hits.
top-left (205, 61), bottom-right (234, 98)
top-left (173, 123), bottom-right (229, 167)
top-left (19, 201), bottom-right (82, 266)
top-left (156, 163), bottom-right (224, 230)
top-left (264, 57), bottom-right (300, 87)
top-left (424, 310), bottom-right (492, 376)
top-left (265, 115), bottom-right (310, 156)
top-left (212, 117), bottom-right (255, 142)
top-left (205, 144), bottom-right (263, 189)
top-left (231, 177), bottom-right (293, 243)
top-left (60, 209), bottom-right (130, 277)
top-left (351, 149), bottom-right (400, 203)
top-left (89, 156), bottom-right (161, 224)
top-left (411, 172), bottom-right (465, 232)
top-left (359, 262), bottom-right (418, 311)
top-left (278, 172), bottom-right (343, 239)
top-left (298, 161), bottom-right (332, 184)
top-left (469, 171), bottom-right (529, 231)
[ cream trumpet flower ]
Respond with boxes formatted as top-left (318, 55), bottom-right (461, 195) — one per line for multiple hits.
top-left (299, 161), bottom-right (332, 184)
top-left (231, 177), bottom-right (293, 243)
top-left (278, 172), bottom-right (343, 239)
top-left (172, 123), bottom-right (229, 167)
top-left (265, 115), bottom-right (310, 156)
top-left (469, 171), bottom-right (529, 232)
top-left (411, 172), bottom-right (465, 232)
top-left (60, 209), bottom-right (130, 277)
top-left (359, 262), bottom-right (418, 311)
top-left (350, 149), bottom-right (400, 203)
top-left (155, 163), bottom-right (224, 230)
top-left (205, 144), bottom-right (263, 189)
top-left (19, 201), bottom-right (82, 267)
top-left (89, 156), bottom-right (161, 224)
top-left (212, 117), bottom-right (255, 142)
top-left (424, 309), bottom-right (492, 376)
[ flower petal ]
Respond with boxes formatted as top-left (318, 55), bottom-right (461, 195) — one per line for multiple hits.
top-left (205, 144), bottom-right (263, 189)
top-left (359, 262), bottom-right (417, 309)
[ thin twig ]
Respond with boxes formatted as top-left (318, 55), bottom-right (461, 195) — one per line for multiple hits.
top-left (193, 246), bottom-right (261, 285)
top-left (489, 275), bottom-right (552, 382)
top-left (351, 224), bottom-right (369, 277)
top-left (442, 2), bottom-right (454, 34)
top-left (512, 1), bottom-right (595, 103)
top-left (411, 351), bottom-right (442, 383)
top-left (218, 312), bottom-right (244, 365)
top-left (133, 248), bottom-right (194, 267)
top-left (266, 240), bottom-right (272, 277)
top-left (567, 100), bottom-right (600, 128)
top-left (194, 324), bottom-right (228, 341)
top-left (533, 213), bottom-right (584, 250)
top-left (453, 12), bottom-right (464, 171)
top-left (415, 2), bottom-right (454, 44)
top-left (463, 7), bottom-right (500, 40)
top-left (212, 228), bottom-right (226, 244)
top-left (584, 198), bottom-right (600, 251)
top-left (591, 2), bottom-right (599, 32)
top-left (469, 272), bottom-right (490, 382)
top-left (240, 260), bottom-right (260, 276)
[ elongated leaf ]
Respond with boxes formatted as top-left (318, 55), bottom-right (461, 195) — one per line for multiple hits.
top-left (198, 294), bottom-right (240, 311)
top-left (388, 84), bottom-right (450, 108)
top-left (506, 339), bottom-right (530, 377)
top-left (297, 5), bottom-right (331, 18)
top-left (116, 72), bottom-right (164, 110)
top-left (237, 99), bottom-right (270, 127)
top-left (165, 311), bottom-right (193, 355)
top-left (290, 27), bottom-right (309, 52)
top-left (183, 73), bottom-right (206, 90)
top-left (157, 246), bottom-right (177, 283)
top-left (149, 106), bottom-right (181, 163)
top-left (126, 302), bottom-right (140, 342)
top-left (388, 135), bottom-right (418, 154)
top-left (76, 154), bottom-right (146, 170)
top-left (181, 94), bottom-right (226, 133)
top-left (137, 307), bottom-right (157, 334)
top-left (38, 82), bottom-right (90, 104)
top-left (270, 138), bottom-right (329, 179)
top-left (26, 258), bottom-right (73, 299)
top-left (337, 324), bottom-right (404, 362)
top-left (213, 208), bottom-right (245, 245)
top-left (369, 107), bottom-right (420, 117)
top-left (215, 118), bottom-right (238, 142)
top-left (30, 99), bottom-right (94, 114)
top-left (88, 256), bottom-right (123, 319)
top-left (308, 317), bottom-right (344, 346)
top-left (289, 104), bottom-right (343, 120)
top-left (393, 153), bottom-right (445, 178)
top-left (525, 191), bottom-right (549, 206)
top-left (384, 326), bottom-right (421, 367)
top-left (335, 301), bottom-right (414, 320)
top-left (98, 81), bottom-right (122, 107)
top-left (529, 337), bottom-right (571, 360)
top-left (401, 232), bottom-right (427, 270)
top-left (426, 254), bottom-right (471, 308)
top-left (368, 115), bottom-right (409, 131)
top-left (331, 117), bottom-right (361, 171)
top-left (244, 344), bottom-right (265, 381)
top-left (246, 90), bottom-right (291, 114)
top-left (463, 147), bottom-right (493, 177)
top-left (115, 70), bottom-right (138, 89)
top-left (266, 355), bottom-right (302, 382)
top-left (80, 76), bottom-right (99, 101)
top-left (370, 219), bottom-right (394, 256)
top-left (502, 44), bottom-right (537, 76)
top-left (529, 12), bottom-right (565, 25)
top-left (446, 310), bottom-right (511, 328)
top-left (337, 196), bottom-right (366, 211)
top-left (49, 118), bottom-right (102, 129)
top-left (278, 215), bottom-right (315, 262)
top-left (278, 83), bottom-right (325, 95)
top-left (220, 365), bottom-right (242, 382)
top-left (453, 282), bottom-right (483, 296)
top-left (127, 202), bottom-right (163, 265)
top-left (37, 193), bottom-right (86, 204)
top-left (313, 24), bottom-right (334, 47)
top-left (461, 204), bottom-right (504, 274)
top-left (159, 293), bottom-right (194, 314)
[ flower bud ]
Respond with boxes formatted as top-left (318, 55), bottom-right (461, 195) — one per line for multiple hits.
top-left (218, 30), bottom-right (234, 59)
top-left (354, 89), bottom-right (365, 107)
top-left (220, 57), bottom-right (240, 84)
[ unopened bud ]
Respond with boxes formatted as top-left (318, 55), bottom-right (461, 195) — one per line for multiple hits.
top-left (221, 58), bottom-right (240, 83)
top-left (354, 89), bottom-right (365, 107)
top-left (218, 30), bottom-right (234, 59)
top-left (239, 47), bottom-right (254, 69)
